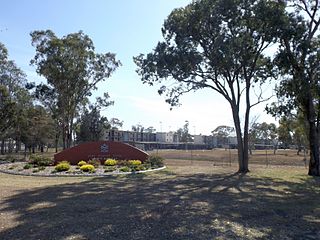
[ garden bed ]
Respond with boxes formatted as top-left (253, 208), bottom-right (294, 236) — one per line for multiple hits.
top-left (0, 155), bottom-right (165, 177)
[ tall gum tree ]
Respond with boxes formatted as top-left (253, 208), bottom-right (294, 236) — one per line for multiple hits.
top-left (134, 0), bottom-right (285, 173)
top-left (31, 30), bottom-right (121, 149)
top-left (269, 0), bottom-right (320, 176)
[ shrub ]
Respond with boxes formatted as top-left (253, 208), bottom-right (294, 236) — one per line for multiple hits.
top-left (104, 166), bottom-right (116, 173)
top-left (132, 165), bottom-right (146, 172)
top-left (80, 164), bottom-right (96, 173)
top-left (77, 160), bottom-right (87, 167)
top-left (29, 155), bottom-right (53, 167)
top-left (104, 158), bottom-right (117, 166)
top-left (128, 160), bottom-right (142, 166)
top-left (38, 166), bottom-right (46, 171)
top-left (88, 159), bottom-right (100, 167)
top-left (119, 166), bottom-right (131, 172)
top-left (23, 163), bottom-right (33, 169)
top-left (55, 161), bottom-right (70, 172)
top-left (146, 155), bottom-right (164, 168)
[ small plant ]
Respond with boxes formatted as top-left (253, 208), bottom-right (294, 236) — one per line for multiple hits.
top-left (146, 155), bottom-right (164, 168)
top-left (104, 158), bottom-right (118, 166)
top-left (80, 164), bottom-right (96, 173)
top-left (88, 159), bottom-right (100, 168)
top-left (29, 155), bottom-right (53, 167)
top-left (128, 160), bottom-right (142, 166)
top-left (23, 163), bottom-right (33, 169)
top-left (119, 166), bottom-right (131, 172)
top-left (77, 160), bottom-right (87, 167)
top-left (104, 166), bottom-right (116, 173)
top-left (55, 161), bottom-right (70, 172)
top-left (38, 166), bottom-right (46, 171)
top-left (8, 165), bottom-right (17, 170)
top-left (32, 169), bottom-right (40, 173)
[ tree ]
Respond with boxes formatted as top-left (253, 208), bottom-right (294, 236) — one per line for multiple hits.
top-left (109, 118), bottom-right (123, 130)
top-left (249, 122), bottom-right (278, 154)
top-left (176, 121), bottom-right (192, 143)
top-left (212, 125), bottom-right (235, 147)
top-left (277, 114), bottom-right (308, 154)
top-left (269, 0), bottom-right (320, 176)
top-left (0, 42), bottom-right (31, 154)
top-left (0, 86), bottom-right (16, 154)
top-left (76, 106), bottom-right (110, 143)
top-left (30, 30), bottom-right (121, 149)
top-left (134, 0), bottom-right (284, 173)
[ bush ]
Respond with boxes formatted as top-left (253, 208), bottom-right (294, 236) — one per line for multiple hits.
top-left (104, 166), bottom-right (116, 173)
top-left (77, 160), bottom-right (87, 167)
top-left (128, 160), bottom-right (142, 166)
top-left (80, 164), bottom-right (96, 173)
top-left (29, 155), bottom-right (53, 167)
top-left (23, 163), bottom-right (33, 169)
top-left (88, 159), bottom-right (100, 167)
top-left (146, 155), bottom-right (164, 168)
top-left (55, 161), bottom-right (70, 172)
top-left (119, 166), bottom-right (131, 172)
top-left (104, 158), bottom-right (117, 166)
top-left (132, 164), bottom-right (146, 172)
top-left (38, 166), bottom-right (46, 171)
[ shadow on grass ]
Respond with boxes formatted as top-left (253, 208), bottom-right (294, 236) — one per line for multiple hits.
top-left (0, 171), bottom-right (319, 240)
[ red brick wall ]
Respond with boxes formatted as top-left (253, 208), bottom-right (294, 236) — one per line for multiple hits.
top-left (54, 141), bottom-right (149, 165)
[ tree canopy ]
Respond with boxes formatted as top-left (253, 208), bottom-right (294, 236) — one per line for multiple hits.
top-left (30, 30), bottom-right (121, 149)
top-left (134, 0), bottom-right (285, 173)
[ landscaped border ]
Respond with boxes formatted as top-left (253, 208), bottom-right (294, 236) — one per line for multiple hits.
top-left (0, 162), bottom-right (166, 177)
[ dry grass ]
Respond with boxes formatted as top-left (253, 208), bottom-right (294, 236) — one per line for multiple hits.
top-left (0, 154), bottom-right (319, 239)
top-left (151, 148), bottom-right (307, 167)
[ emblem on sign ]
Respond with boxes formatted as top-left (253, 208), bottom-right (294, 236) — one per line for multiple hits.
top-left (100, 143), bottom-right (109, 153)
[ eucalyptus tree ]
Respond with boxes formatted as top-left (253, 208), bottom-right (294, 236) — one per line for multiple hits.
top-left (0, 42), bottom-right (31, 153)
top-left (134, 0), bottom-right (284, 173)
top-left (30, 30), bottom-right (121, 149)
top-left (269, 0), bottom-right (320, 176)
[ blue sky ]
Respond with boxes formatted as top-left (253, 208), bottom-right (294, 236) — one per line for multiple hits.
top-left (0, 0), bottom-right (276, 135)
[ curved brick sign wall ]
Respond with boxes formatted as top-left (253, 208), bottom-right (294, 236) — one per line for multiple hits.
top-left (54, 141), bottom-right (149, 165)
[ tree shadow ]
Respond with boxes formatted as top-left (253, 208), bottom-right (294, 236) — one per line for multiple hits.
top-left (1, 171), bottom-right (319, 239)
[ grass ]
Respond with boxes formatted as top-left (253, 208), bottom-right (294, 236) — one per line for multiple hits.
top-left (0, 157), bottom-right (319, 239)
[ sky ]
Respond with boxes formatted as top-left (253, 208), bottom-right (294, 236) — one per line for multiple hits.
top-left (0, 0), bottom-right (277, 135)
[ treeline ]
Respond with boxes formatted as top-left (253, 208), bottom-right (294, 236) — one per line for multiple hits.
top-left (0, 30), bottom-right (120, 155)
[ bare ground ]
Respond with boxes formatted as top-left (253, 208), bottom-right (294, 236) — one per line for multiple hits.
top-left (0, 157), bottom-right (319, 240)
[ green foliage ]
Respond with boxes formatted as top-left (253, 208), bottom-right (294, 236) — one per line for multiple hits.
top-left (132, 165), bottom-right (146, 172)
top-left (30, 30), bottom-right (121, 149)
top-left (134, 0), bottom-right (284, 173)
top-left (104, 158), bottom-right (117, 166)
top-left (77, 160), bottom-right (87, 167)
top-left (80, 164), bottom-right (95, 173)
top-left (119, 166), bottom-right (131, 172)
top-left (38, 166), bottom-right (46, 171)
top-left (104, 166), bottom-right (116, 173)
top-left (88, 159), bottom-right (100, 167)
top-left (23, 163), bottom-right (33, 169)
top-left (146, 155), bottom-right (164, 168)
top-left (29, 154), bottom-right (53, 166)
top-left (128, 160), bottom-right (142, 166)
top-left (55, 161), bottom-right (71, 172)
top-left (76, 106), bottom-right (112, 143)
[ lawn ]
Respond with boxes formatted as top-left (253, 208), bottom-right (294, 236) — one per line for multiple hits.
top-left (0, 158), bottom-right (319, 240)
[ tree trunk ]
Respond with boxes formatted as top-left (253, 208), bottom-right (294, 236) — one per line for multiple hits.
top-left (232, 107), bottom-right (249, 173)
top-left (307, 108), bottom-right (320, 176)
top-left (0, 139), bottom-right (4, 155)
